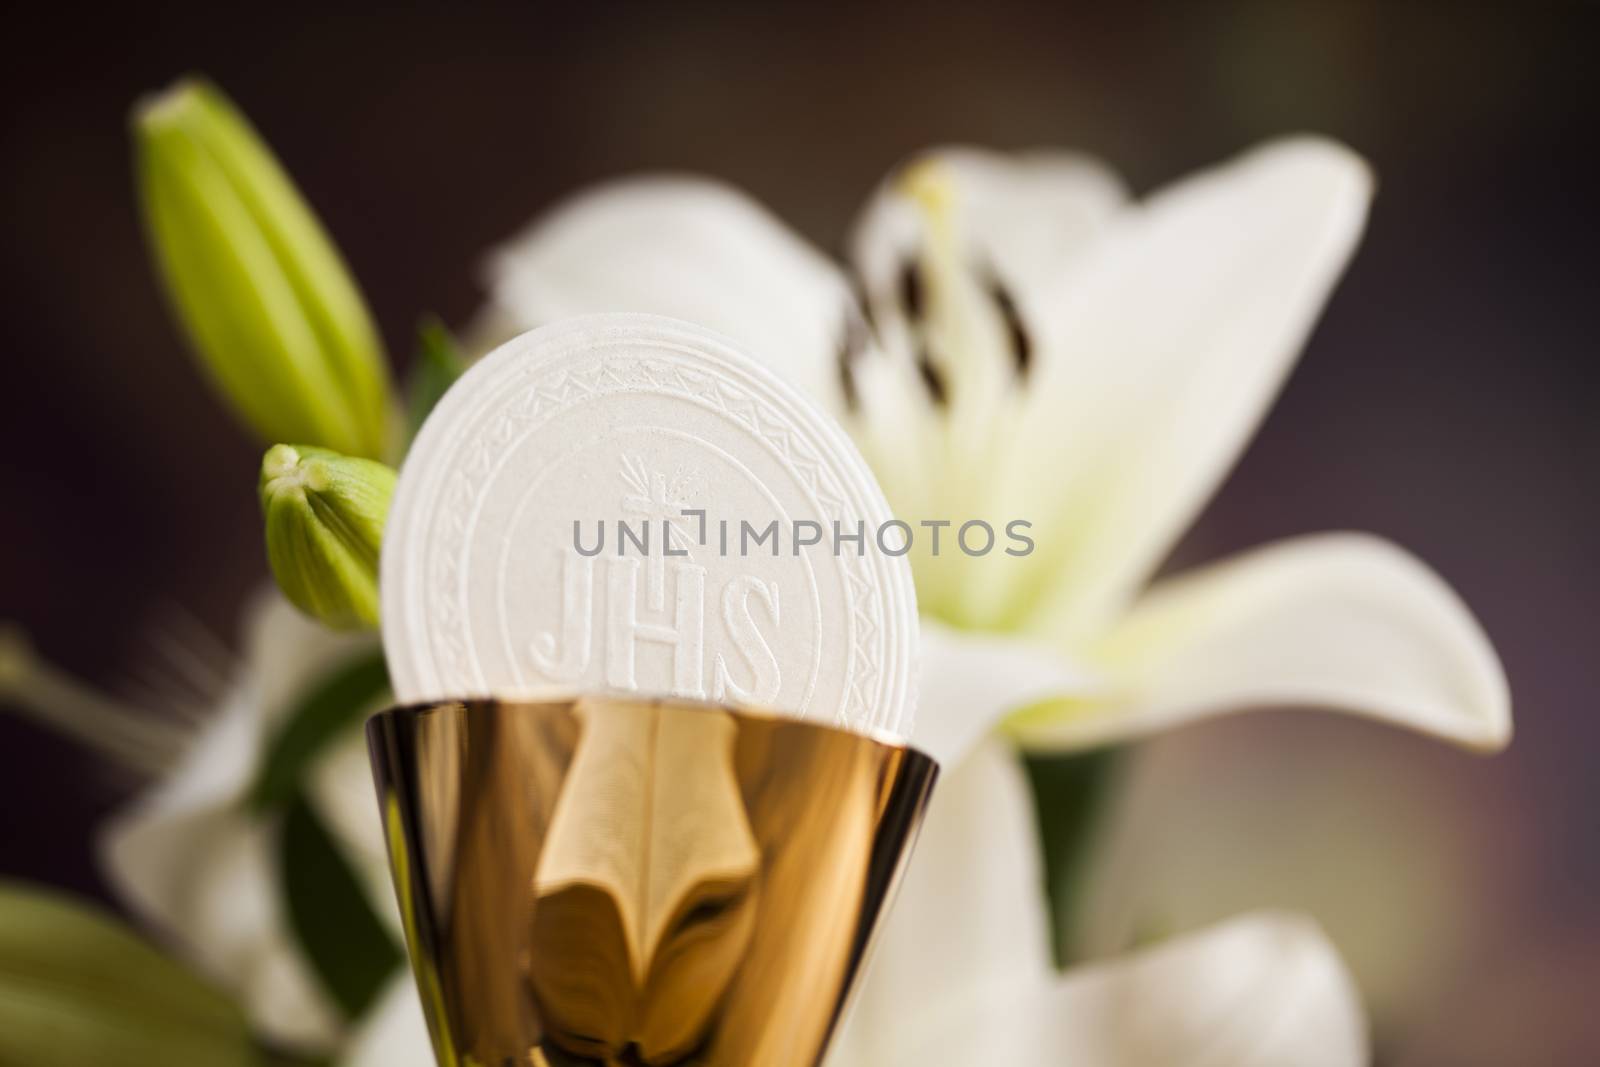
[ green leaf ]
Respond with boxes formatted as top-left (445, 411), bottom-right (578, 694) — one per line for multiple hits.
top-left (249, 649), bottom-right (390, 811)
top-left (134, 77), bottom-right (393, 460)
top-left (406, 316), bottom-right (468, 445)
top-left (0, 881), bottom-right (267, 1067)
top-left (279, 795), bottom-right (402, 1021)
top-left (1023, 748), bottom-right (1124, 966)
top-left (260, 444), bottom-right (396, 630)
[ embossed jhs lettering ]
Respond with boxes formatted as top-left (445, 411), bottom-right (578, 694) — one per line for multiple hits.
top-left (529, 549), bottom-right (782, 704)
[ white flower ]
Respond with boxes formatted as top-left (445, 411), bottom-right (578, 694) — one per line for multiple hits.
top-left (90, 591), bottom-right (389, 1052)
top-left (483, 138), bottom-right (1510, 764)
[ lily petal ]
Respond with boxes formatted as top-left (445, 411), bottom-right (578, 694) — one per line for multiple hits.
top-left (916, 618), bottom-right (1098, 766)
top-left (873, 911), bottom-right (1367, 1067)
top-left (1012, 533), bottom-right (1510, 753)
top-left (342, 974), bottom-right (433, 1067)
top-left (832, 739), bottom-right (1053, 1065)
top-left (985, 138), bottom-right (1373, 636)
top-left (483, 176), bottom-right (857, 411)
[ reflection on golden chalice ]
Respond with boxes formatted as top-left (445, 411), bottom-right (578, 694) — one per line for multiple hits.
top-left (368, 696), bottom-right (938, 1067)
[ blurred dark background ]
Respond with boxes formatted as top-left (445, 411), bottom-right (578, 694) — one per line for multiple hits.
top-left (2, 2), bottom-right (1595, 1062)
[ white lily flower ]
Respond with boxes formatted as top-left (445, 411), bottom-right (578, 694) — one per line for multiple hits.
top-left (94, 590), bottom-right (390, 1052)
top-left (6, 590), bottom-right (411, 1055)
top-left (483, 137), bottom-right (1510, 764)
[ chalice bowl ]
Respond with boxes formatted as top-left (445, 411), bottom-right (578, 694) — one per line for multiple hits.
top-left (368, 694), bottom-right (938, 1066)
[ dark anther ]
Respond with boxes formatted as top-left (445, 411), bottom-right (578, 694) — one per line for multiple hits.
top-left (898, 258), bottom-right (926, 322)
top-left (836, 313), bottom-right (868, 411)
top-left (916, 346), bottom-right (948, 407)
top-left (986, 273), bottom-right (1033, 380)
top-left (838, 358), bottom-right (859, 411)
top-left (850, 275), bottom-right (878, 332)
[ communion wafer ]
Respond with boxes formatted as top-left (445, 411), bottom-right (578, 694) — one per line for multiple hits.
top-left (381, 313), bottom-right (918, 739)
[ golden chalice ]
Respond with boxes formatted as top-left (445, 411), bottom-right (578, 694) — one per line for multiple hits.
top-left (368, 695), bottom-right (937, 1067)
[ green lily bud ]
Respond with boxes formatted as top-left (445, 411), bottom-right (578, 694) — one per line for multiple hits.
top-left (260, 444), bottom-right (395, 630)
top-left (135, 77), bottom-right (392, 460)
top-left (0, 882), bottom-right (261, 1067)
